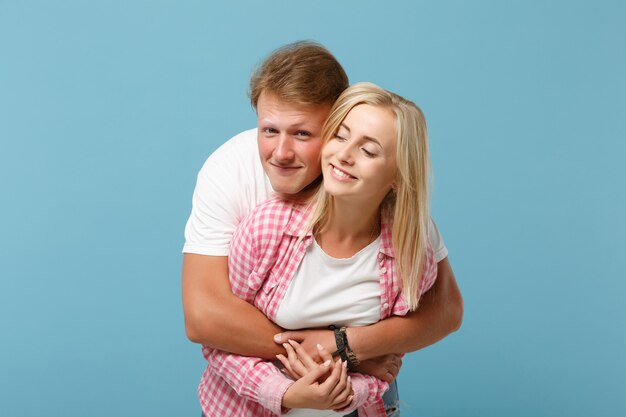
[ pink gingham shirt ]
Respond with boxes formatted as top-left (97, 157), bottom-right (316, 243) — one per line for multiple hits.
top-left (198, 198), bottom-right (437, 417)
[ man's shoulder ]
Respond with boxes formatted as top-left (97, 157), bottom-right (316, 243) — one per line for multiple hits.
top-left (205, 128), bottom-right (258, 162)
top-left (196, 127), bottom-right (268, 194)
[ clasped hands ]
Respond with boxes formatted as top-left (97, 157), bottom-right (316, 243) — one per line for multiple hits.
top-left (277, 340), bottom-right (353, 410)
top-left (274, 329), bottom-right (402, 384)
top-left (274, 329), bottom-right (403, 411)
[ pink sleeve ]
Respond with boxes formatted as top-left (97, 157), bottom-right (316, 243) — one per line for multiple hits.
top-left (334, 372), bottom-right (388, 414)
top-left (228, 208), bottom-right (262, 302)
top-left (205, 348), bottom-right (294, 415)
top-left (213, 204), bottom-right (293, 414)
top-left (228, 201), bottom-right (287, 302)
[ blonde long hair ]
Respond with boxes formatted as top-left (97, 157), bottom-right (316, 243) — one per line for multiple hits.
top-left (306, 82), bottom-right (431, 310)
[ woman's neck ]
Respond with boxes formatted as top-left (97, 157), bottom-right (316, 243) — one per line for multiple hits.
top-left (316, 198), bottom-right (381, 258)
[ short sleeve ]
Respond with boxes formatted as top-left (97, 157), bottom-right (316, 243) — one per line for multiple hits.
top-left (183, 129), bottom-right (271, 256)
top-left (428, 217), bottom-right (448, 262)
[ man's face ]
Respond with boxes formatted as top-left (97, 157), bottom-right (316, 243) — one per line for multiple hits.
top-left (257, 91), bottom-right (331, 195)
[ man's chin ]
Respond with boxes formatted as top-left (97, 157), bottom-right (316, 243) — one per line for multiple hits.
top-left (270, 183), bottom-right (303, 196)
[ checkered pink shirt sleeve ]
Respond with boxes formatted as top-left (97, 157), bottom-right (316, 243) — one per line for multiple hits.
top-left (333, 373), bottom-right (389, 415)
top-left (197, 202), bottom-right (296, 415)
top-left (228, 199), bottom-right (290, 303)
top-left (203, 348), bottom-right (293, 415)
top-left (391, 242), bottom-right (438, 315)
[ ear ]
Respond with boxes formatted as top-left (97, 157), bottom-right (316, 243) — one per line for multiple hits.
top-left (391, 180), bottom-right (397, 190)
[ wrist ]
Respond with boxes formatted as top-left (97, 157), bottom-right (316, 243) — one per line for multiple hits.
top-left (345, 326), bottom-right (382, 361)
top-left (344, 327), bottom-right (368, 361)
top-left (330, 326), bottom-right (360, 370)
top-left (259, 373), bottom-right (294, 415)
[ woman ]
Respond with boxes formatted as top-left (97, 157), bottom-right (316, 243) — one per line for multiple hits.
top-left (198, 82), bottom-right (438, 417)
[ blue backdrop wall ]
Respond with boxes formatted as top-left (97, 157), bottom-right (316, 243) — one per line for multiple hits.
top-left (1, 1), bottom-right (624, 416)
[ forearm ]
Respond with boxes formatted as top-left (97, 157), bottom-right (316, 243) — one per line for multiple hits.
top-left (187, 293), bottom-right (284, 358)
top-left (207, 349), bottom-right (292, 415)
top-left (183, 253), bottom-right (284, 359)
top-left (348, 257), bottom-right (463, 360)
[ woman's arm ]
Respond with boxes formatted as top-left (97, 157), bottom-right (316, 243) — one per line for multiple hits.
top-left (206, 344), bottom-right (353, 414)
top-left (278, 341), bottom-right (387, 414)
top-left (350, 257), bottom-right (463, 360)
top-left (204, 348), bottom-right (292, 415)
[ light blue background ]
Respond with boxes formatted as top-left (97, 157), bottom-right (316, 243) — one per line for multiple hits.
top-left (1, 1), bottom-right (624, 416)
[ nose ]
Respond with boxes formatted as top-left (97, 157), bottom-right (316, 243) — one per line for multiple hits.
top-left (273, 134), bottom-right (295, 163)
top-left (336, 143), bottom-right (354, 165)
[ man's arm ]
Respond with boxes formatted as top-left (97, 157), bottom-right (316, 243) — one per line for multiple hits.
top-left (275, 257), bottom-right (463, 361)
top-left (182, 253), bottom-right (284, 359)
top-left (349, 257), bottom-right (462, 360)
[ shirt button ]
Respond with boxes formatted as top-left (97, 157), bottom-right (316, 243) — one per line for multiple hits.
top-left (378, 253), bottom-right (384, 260)
top-left (383, 302), bottom-right (390, 309)
top-left (380, 267), bottom-right (387, 273)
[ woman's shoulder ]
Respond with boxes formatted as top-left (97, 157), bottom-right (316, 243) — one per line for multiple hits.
top-left (241, 196), bottom-right (311, 236)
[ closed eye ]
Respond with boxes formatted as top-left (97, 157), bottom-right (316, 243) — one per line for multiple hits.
top-left (362, 148), bottom-right (376, 157)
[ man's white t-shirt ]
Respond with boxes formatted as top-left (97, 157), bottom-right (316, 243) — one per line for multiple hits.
top-left (183, 128), bottom-right (448, 262)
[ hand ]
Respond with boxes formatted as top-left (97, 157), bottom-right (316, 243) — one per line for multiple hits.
top-left (277, 340), bottom-right (334, 380)
top-left (280, 341), bottom-right (353, 410)
top-left (353, 354), bottom-right (402, 383)
top-left (274, 330), bottom-right (336, 362)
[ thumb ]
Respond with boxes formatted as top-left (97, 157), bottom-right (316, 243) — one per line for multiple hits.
top-left (274, 331), bottom-right (304, 344)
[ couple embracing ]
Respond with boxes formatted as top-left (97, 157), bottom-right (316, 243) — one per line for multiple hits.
top-left (182, 41), bottom-right (463, 417)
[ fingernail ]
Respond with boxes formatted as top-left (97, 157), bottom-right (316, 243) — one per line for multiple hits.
top-left (283, 343), bottom-right (289, 349)
top-left (316, 343), bottom-right (323, 350)
top-left (343, 361), bottom-right (347, 368)
top-left (323, 359), bottom-right (331, 367)
top-left (274, 334), bottom-right (282, 342)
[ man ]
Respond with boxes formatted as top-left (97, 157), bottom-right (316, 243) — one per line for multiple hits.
top-left (182, 41), bottom-right (463, 416)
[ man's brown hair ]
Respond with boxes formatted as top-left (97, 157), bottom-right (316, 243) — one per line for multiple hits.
top-left (249, 41), bottom-right (349, 109)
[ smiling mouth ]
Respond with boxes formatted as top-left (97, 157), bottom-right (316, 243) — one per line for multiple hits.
top-left (330, 164), bottom-right (356, 180)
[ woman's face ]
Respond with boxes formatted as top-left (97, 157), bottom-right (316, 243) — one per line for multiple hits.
top-left (321, 104), bottom-right (397, 206)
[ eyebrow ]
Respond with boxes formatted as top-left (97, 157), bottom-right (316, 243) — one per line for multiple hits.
top-left (339, 123), bottom-right (383, 148)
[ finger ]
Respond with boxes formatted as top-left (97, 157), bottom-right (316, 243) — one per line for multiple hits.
top-left (276, 354), bottom-right (299, 379)
top-left (332, 375), bottom-right (353, 409)
top-left (300, 359), bottom-right (332, 384)
top-left (319, 358), bottom-right (343, 395)
top-left (388, 361), bottom-right (399, 377)
top-left (316, 343), bottom-right (334, 364)
top-left (274, 331), bottom-right (305, 344)
top-left (329, 360), bottom-right (348, 399)
top-left (381, 371), bottom-right (394, 384)
top-left (288, 340), bottom-right (317, 371)
top-left (333, 394), bottom-right (354, 411)
top-left (283, 343), bottom-right (309, 378)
